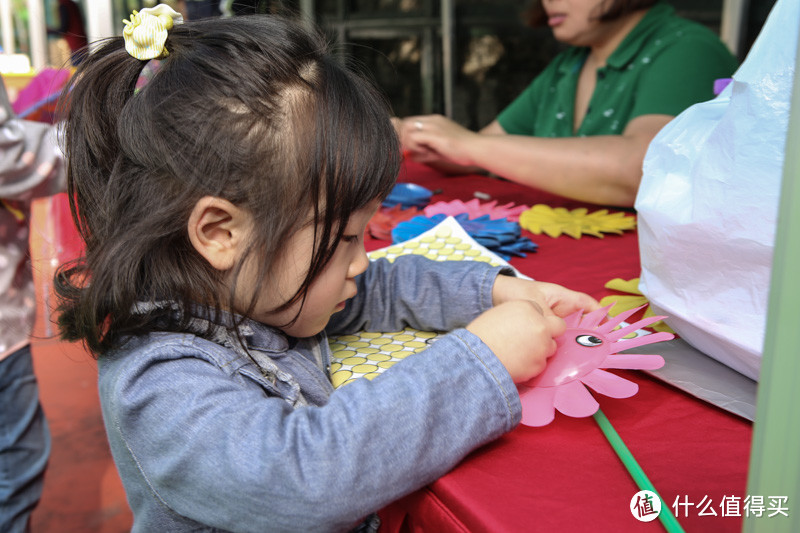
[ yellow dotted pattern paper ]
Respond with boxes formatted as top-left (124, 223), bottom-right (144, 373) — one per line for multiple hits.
top-left (329, 216), bottom-right (520, 388)
top-left (329, 329), bottom-right (439, 387)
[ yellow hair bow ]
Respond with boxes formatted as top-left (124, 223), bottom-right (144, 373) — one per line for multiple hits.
top-left (123, 4), bottom-right (183, 60)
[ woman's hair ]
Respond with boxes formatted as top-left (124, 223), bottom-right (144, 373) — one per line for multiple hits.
top-left (523, 0), bottom-right (658, 28)
top-left (55, 15), bottom-right (400, 356)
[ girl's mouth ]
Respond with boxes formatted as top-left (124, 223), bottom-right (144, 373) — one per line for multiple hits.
top-left (548, 14), bottom-right (567, 27)
top-left (335, 290), bottom-right (357, 311)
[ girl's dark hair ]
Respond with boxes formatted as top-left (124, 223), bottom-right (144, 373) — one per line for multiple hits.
top-left (55, 15), bottom-right (400, 356)
top-left (523, 0), bottom-right (658, 28)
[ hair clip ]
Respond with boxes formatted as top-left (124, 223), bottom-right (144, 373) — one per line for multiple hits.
top-left (123, 4), bottom-right (183, 61)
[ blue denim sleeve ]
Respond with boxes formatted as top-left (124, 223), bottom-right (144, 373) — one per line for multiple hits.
top-left (101, 329), bottom-right (521, 532)
top-left (326, 255), bottom-right (515, 335)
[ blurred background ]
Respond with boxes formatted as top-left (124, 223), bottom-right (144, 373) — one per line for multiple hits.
top-left (0, 0), bottom-right (778, 129)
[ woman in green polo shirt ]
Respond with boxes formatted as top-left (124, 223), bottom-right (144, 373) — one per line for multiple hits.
top-left (397, 0), bottom-right (738, 207)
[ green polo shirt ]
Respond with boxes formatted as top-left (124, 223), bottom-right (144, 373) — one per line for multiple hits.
top-left (497, 3), bottom-right (738, 137)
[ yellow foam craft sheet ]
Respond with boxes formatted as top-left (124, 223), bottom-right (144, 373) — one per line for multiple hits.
top-left (518, 204), bottom-right (636, 239)
top-left (598, 278), bottom-right (675, 334)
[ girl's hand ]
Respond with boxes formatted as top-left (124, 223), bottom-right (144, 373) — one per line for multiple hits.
top-left (467, 300), bottom-right (565, 383)
top-left (492, 275), bottom-right (600, 318)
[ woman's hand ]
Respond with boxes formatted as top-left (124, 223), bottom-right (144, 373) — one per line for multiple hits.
top-left (398, 114), bottom-right (481, 167)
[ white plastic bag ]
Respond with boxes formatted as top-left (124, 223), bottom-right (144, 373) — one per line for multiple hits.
top-left (635, 0), bottom-right (798, 381)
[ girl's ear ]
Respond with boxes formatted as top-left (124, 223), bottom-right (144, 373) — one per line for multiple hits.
top-left (187, 196), bottom-right (251, 271)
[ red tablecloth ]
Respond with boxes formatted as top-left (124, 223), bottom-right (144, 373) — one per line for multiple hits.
top-left (34, 161), bottom-right (752, 532)
top-left (373, 162), bottom-right (752, 533)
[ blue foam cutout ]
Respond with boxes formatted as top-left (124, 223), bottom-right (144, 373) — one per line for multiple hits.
top-left (381, 183), bottom-right (434, 209)
top-left (392, 214), bottom-right (538, 261)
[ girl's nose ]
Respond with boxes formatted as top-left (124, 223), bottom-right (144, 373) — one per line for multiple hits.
top-left (348, 245), bottom-right (370, 279)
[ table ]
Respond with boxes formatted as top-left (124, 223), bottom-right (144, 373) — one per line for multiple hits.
top-left (372, 161), bottom-right (753, 532)
top-left (29, 161), bottom-right (755, 532)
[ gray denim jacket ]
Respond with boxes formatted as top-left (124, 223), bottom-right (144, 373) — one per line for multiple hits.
top-left (98, 255), bottom-right (522, 532)
top-left (0, 82), bottom-right (65, 360)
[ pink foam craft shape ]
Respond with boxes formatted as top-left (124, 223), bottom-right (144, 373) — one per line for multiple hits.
top-left (423, 199), bottom-right (529, 222)
top-left (518, 305), bottom-right (673, 427)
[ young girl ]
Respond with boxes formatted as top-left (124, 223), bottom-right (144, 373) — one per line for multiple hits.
top-left (56, 7), bottom-right (597, 532)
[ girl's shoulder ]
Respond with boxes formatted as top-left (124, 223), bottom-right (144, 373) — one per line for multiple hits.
top-left (96, 328), bottom-right (309, 416)
top-left (100, 330), bottom-right (252, 379)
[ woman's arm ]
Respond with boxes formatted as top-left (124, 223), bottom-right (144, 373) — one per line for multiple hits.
top-left (400, 113), bottom-right (672, 207)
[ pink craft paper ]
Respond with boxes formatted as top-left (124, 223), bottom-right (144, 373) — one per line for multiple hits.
top-left (423, 199), bottom-right (529, 222)
top-left (518, 305), bottom-right (673, 427)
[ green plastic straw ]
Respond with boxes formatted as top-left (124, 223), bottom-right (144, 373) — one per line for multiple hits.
top-left (593, 408), bottom-right (685, 533)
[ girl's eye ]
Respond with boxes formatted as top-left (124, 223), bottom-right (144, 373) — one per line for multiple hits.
top-left (342, 234), bottom-right (360, 244)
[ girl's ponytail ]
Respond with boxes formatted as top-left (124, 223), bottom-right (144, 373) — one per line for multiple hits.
top-left (60, 39), bottom-right (147, 233)
top-left (56, 38), bottom-right (152, 352)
